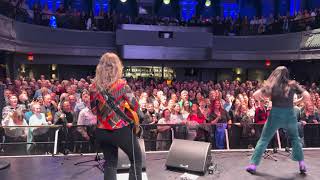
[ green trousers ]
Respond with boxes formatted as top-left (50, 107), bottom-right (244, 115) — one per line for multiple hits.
top-left (251, 107), bottom-right (304, 165)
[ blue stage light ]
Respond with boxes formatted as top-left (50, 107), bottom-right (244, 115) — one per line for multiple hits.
top-left (49, 16), bottom-right (57, 28)
top-left (180, 0), bottom-right (197, 21)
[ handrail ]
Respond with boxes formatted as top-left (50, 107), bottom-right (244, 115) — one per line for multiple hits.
top-left (1, 122), bottom-right (319, 128)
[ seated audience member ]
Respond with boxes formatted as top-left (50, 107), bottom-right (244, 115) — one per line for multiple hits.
top-left (156, 109), bottom-right (176, 151)
top-left (2, 110), bottom-right (28, 155)
top-left (207, 100), bottom-right (231, 149)
top-left (28, 103), bottom-right (50, 154)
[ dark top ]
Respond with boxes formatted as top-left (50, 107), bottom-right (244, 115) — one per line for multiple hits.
top-left (265, 81), bottom-right (305, 108)
top-left (207, 110), bottom-right (230, 124)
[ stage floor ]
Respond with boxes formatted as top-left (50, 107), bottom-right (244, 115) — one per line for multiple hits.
top-left (0, 150), bottom-right (319, 180)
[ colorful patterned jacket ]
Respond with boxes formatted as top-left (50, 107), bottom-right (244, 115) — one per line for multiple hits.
top-left (90, 79), bottom-right (141, 130)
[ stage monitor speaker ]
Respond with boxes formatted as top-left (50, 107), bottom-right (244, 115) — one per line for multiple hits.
top-left (165, 139), bottom-right (212, 175)
top-left (117, 138), bottom-right (146, 171)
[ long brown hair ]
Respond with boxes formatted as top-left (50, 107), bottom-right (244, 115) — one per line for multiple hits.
top-left (210, 99), bottom-right (224, 113)
top-left (191, 103), bottom-right (205, 119)
top-left (262, 66), bottom-right (290, 97)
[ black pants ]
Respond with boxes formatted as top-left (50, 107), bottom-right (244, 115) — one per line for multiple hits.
top-left (96, 126), bottom-right (142, 180)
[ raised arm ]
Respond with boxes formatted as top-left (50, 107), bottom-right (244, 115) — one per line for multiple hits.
top-left (253, 87), bottom-right (270, 102)
top-left (290, 81), bottom-right (311, 105)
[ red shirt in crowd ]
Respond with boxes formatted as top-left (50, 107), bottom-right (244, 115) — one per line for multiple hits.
top-left (187, 114), bottom-right (205, 124)
top-left (254, 107), bottom-right (270, 124)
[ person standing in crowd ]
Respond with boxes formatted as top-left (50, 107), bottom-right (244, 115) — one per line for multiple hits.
top-left (90, 52), bottom-right (143, 180)
top-left (223, 94), bottom-right (233, 112)
top-left (207, 100), bottom-right (231, 149)
top-left (28, 102), bottom-right (50, 154)
top-left (2, 110), bottom-right (28, 155)
top-left (141, 103), bottom-right (158, 151)
top-left (156, 109), bottom-right (176, 150)
top-left (299, 103), bottom-right (320, 147)
top-left (246, 66), bottom-right (311, 174)
top-left (77, 91), bottom-right (97, 141)
top-left (186, 103), bottom-right (206, 141)
top-left (41, 94), bottom-right (57, 124)
top-left (181, 100), bottom-right (191, 120)
top-left (171, 103), bottom-right (187, 139)
top-left (54, 100), bottom-right (76, 154)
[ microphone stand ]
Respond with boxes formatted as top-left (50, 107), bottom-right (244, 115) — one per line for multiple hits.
top-left (74, 125), bottom-right (104, 172)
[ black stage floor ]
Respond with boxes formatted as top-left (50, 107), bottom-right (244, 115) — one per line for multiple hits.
top-left (0, 150), bottom-right (319, 180)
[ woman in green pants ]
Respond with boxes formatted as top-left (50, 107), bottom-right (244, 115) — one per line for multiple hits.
top-left (246, 66), bottom-right (311, 174)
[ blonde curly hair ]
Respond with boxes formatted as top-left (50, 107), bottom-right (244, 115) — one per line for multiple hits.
top-left (94, 52), bottom-right (123, 90)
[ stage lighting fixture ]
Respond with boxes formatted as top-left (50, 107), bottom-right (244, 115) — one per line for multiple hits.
top-left (205, 0), bottom-right (211, 7)
top-left (120, 0), bottom-right (127, 3)
top-left (163, 0), bottom-right (170, 5)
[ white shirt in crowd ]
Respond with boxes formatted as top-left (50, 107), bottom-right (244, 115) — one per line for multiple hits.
top-left (170, 114), bottom-right (184, 124)
top-left (1, 117), bottom-right (28, 138)
top-left (77, 107), bottom-right (97, 126)
top-left (29, 113), bottom-right (49, 136)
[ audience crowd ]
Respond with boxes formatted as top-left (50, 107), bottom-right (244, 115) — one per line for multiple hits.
top-left (1, 75), bottom-right (320, 155)
top-left (1, 0), bottom-right (320, 35)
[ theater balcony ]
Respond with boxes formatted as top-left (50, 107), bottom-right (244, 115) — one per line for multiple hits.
top-left (1, 15), bottom-right (320, 80)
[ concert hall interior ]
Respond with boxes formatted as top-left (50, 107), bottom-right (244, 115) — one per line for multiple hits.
top-left (1, 0), bottom-right (320, 179)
